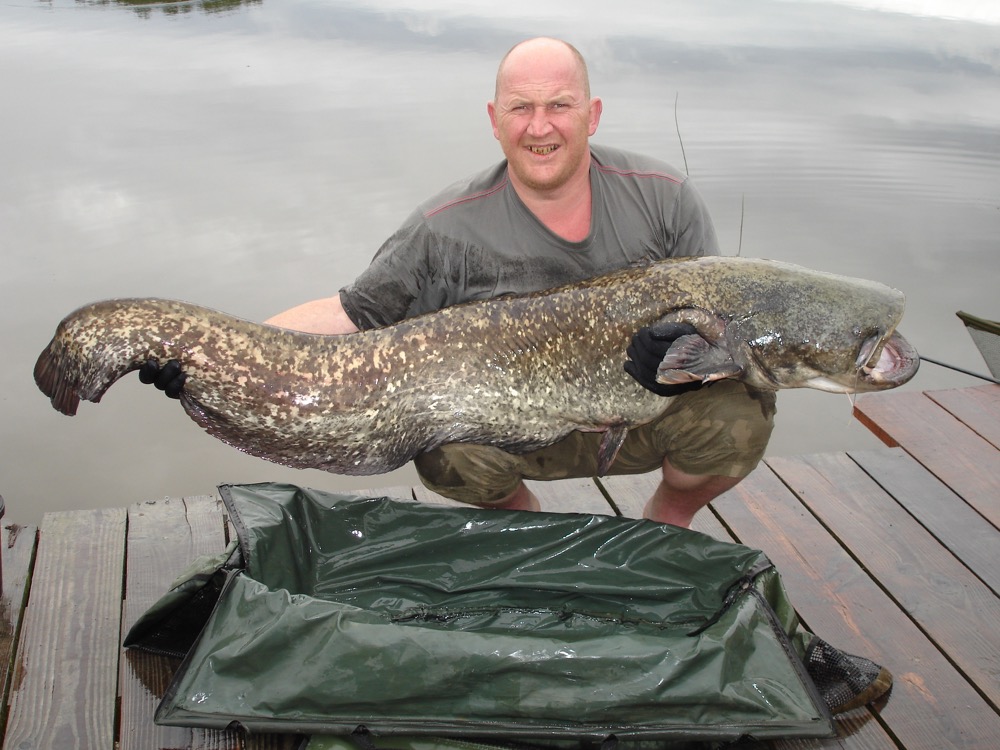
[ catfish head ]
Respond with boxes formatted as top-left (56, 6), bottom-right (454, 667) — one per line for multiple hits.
top-left (652, 261), bottom-right (920, 394)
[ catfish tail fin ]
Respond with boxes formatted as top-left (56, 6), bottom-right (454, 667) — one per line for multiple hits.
top-left (34, 338), bottom-right (84, 416)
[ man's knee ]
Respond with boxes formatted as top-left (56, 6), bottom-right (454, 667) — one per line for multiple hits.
top-left (653, 381), bottom-right (777, 480)
top-left (659, 455), bottom-right (743, 496)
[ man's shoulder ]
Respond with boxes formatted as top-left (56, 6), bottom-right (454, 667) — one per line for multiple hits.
top-left (590, 144), bottom-right (688, 185)
top-left (414, 160), bottom-right (510, 224)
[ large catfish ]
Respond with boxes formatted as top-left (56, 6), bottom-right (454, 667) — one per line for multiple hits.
top-left (35, 257), bottom-right (918, 476)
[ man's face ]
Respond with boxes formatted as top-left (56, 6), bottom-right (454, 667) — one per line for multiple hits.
top-left (488, 45), bottom-right (602, 196)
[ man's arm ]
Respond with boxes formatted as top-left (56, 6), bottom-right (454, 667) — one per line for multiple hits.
top-left (265, 293), bottom-right (359, 335)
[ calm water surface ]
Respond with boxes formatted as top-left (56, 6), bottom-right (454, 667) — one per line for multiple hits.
top-left (2, 0), bottom-right (998, 524)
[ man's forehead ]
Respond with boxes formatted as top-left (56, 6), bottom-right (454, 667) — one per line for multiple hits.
top-left (497, 65), bottom-right (586, 104)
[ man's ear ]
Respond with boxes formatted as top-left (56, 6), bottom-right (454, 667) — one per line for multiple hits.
top-left (588, 97), bottom-right (603, 136)
top-left (487, 100), bottom-right (501, 140)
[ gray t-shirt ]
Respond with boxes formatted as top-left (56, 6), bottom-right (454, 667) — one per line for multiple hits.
top-left (340, 144), bottom-right (719, 330)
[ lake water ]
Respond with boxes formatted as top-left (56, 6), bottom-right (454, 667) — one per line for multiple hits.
top-left (2, 0), bottom-right (998, 525)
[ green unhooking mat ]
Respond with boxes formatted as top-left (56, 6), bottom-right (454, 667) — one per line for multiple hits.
top-left (124, 482), bottom-right (835, 744)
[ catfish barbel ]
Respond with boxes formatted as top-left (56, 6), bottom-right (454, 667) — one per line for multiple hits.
top-left (34, 257), bottom-right (919, 476)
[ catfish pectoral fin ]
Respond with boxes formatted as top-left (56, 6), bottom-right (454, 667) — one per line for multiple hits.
top-left (596, 424), bottom-right (629, 476)
top-left (656, 333), bottom-right (742, 384)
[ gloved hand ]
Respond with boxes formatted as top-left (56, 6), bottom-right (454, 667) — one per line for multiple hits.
top-left (624, 322), bottom-right (705, 397)
top-left (138, 358), bottom-right (187, 399)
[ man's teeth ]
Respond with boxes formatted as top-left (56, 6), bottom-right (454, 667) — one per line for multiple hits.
top-left (528, 145), bottom-right (558, 155)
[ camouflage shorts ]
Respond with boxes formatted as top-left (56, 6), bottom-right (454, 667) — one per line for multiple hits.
top-left (413, 380), bottom-right (778, 506)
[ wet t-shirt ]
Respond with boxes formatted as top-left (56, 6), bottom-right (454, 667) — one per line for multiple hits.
top-left (339, 144), bottom-right (719, 330)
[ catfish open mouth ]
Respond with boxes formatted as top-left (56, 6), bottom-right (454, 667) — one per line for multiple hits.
top-left (858, 330), bottom-right (919, 387)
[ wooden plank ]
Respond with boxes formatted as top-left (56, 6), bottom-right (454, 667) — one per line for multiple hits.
top-left (736, 719), bottom-right (897, 750)
top-left (121, 496), bottom-right (229, 632)
top-left (352, 485), bottom-right (415, 501)
top-left (119, 495), bottom-right (238, 750)
top-left (849, 448), bottom-right (1000, 595)
top-left (853, 389), bottom-right (1000, 526)
top-left (528, 477), bottom-right (616, 515)
top-left (925, 384), bottom-right (1000, 449)
top-left (713, 461), bottom-right (1000, 748)
top-left (0, 523), bottom-right (39, 740)
top-left (769, 453), bottom-right (1000, 709)
top-left (4, 508), bottom-right (126, 750)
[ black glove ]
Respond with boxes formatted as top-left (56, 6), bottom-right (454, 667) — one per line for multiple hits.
top-left (624, 322), bottom-right (705, 397)
top-left (138, 358), bottom-right (187, 399)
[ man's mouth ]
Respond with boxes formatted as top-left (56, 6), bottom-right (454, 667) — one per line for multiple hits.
top-left (527, 145), bottom-right (559, 155)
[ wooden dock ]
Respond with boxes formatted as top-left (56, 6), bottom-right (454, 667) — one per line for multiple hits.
top-left (2, 384), bottom-right (998, 749)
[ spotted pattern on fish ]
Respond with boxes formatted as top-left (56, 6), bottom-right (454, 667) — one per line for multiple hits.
top-left (33, 257), bottom-right (919, 476)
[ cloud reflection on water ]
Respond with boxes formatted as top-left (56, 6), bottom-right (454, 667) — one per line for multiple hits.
top-left (1, 0), bottom-right (997, 523)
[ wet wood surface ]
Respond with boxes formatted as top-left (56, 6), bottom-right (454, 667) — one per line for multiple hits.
top-left (1, 384), bottom-right (997, 749)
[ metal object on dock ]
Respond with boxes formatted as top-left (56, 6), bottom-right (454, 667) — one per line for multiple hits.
top-left (958, 311), bottom-right (1000, 379)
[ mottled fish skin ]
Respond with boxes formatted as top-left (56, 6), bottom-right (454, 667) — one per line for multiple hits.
top-left (33, 257), bottom-right (919, 476)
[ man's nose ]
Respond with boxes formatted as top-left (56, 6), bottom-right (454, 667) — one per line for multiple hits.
top-left (526, 106), bottom-right (553, 136)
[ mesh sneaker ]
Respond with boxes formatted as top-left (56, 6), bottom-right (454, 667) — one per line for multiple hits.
top-left (804, 637), bottom-right (893, 714)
